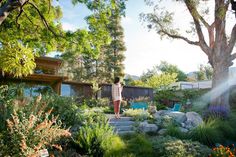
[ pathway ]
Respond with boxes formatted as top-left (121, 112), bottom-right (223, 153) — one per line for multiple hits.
top-left (106, 114), bottom-right (136, 135)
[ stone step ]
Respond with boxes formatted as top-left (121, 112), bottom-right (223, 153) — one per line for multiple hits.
top-left (114, 125), bottom-right (134, 132)
top-left (109, 117), bottom-right (133, 122)
top-left (116, 130), bottom-right (136, 135)
top-left (109, 121), bottom-right (135, 126)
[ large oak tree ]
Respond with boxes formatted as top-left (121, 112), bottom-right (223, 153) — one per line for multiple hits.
top-left (141, 0), bottom-right (236, 112)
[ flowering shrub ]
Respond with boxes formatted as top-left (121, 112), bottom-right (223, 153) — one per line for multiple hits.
top-left (123, 109), bottom-right (150, 121)
top-left (4, 110), bottom-right (70, 157)
top-left (210, 145), bottom-right (236, 157)
top-left (150, 136), bottom-right (211, 157)
top-left (131, 96), bottom-right (150, 102)
top-left (0, 94), bottom-right (71, 157)
top-left (204, 105), bottom-right (230, 119)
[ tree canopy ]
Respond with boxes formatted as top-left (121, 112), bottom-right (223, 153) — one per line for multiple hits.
top-left (0, 0), bottom-right (126, 77)
top-left (141, 0), bottom-right (236, 110)
top-left (141, 61), bottom-right (187, 82)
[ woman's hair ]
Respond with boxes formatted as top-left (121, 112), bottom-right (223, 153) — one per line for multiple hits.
top-left (114, 77), bottom-right (120, 84)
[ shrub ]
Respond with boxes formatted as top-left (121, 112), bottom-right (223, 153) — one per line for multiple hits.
top-left (104, 136), bottom-right (127, 157)
top-left (2, 104), bottom-right (71, 156)
top-left (132, 96), bottom-right (151, 102)
top-left (210, 145), bottom-right (236, 157)
top-left (155, 115), bottom-right (177, 128)
top-left (150, 136), bottom-right (211, 157)
top-left (73, 115), bottom-right (114, 156)
top-left (165, 125), bottom-right (185, 139)
top-left (83, 98), bottom-right (110, 108)
top-left (46, 94), bottom-right (82, 127)
top-left (124, 134), bottom-right (154, 157)
top-left (123, 109), bottom-right (150, 121)
top-left (214, 118), bottom-right (235, 143)
top-left (189, 119), bottom-right (223, 146)
top-left (155, 102), bottom-right (167, 110)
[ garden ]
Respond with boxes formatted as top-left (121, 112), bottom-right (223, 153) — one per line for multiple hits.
top-left (0, 84), bottom-right (236, 157)
top-left (1, 0), bottom-right (236, 157)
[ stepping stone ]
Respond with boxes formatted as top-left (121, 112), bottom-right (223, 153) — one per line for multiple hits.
top-left (109, 121), bottom-right (135, 126)
top-left (114, 125), bottom-right (134, 132)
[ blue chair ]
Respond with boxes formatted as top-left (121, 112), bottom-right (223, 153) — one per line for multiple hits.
top-left (130, 102), bottom-right (148, 110)
top-left (171, 103), bottom-right (181, 111)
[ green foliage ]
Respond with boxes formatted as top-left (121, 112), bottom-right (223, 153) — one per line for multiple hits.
top-left (189, 119), bottom-right (223, 146)
top-left (155, 61), bottom-right (187, 81)
top-left (61, 0), bottom-right (127, 83)
top-left (123, 109), bottom-right (151, 121)
top-left (123, 134), bottom-right (154, 157)
top-left (0, 42), bottom-right (36, 77)
top-left (155, 115), bottom-right (176, 128)
top-left (155, 88), bottom-right (208, 107)
top-left (1, 96), bottom-right (71, 157)
top-left (73, 115), bottom-right (114, 156)
top-left (45, 94), bottom-right (82, 127)
top-left (130, 73), bottom-right (177, 88)
top-left (154, 102), bottom-right (168, 110)
top-left (104, 136), bottom-right (127, 157)
top-left (150, 136), bottom-right (211, 157)
top-left (83, 98), bottom-right (110, 108)
top-left (165, 125), bottom-right (185, 139)
top-left (0, 84), bottom-right (27, 131)
top-left (194, 64), bottom-right (213, 81)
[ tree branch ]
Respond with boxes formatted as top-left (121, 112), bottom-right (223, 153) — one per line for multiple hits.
top-left (22, 9), bottom-right (35, 25)
top-left (230, 53), bottom-right (236, 61)
top-left (159, 30), bottom-right (199, 46)
top-left (27, 1), bottom-right (59, 37)
top-left (227, 23), bottom-right (236, 54)
top-left (0, 0), bottom-right (27, 25)
top-left (184, 0), bottom-right (212, 56)
top-left (15, 1), bottom-right (28, 28)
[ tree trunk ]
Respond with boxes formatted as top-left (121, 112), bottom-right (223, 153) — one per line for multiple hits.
top-left (209, 49), bottom-right (230, 115)
top-left (0, 0), bottom-right (24, 25)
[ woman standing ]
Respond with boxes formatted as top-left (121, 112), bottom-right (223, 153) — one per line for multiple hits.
top-left (112, 77), bottom-right (123, 119)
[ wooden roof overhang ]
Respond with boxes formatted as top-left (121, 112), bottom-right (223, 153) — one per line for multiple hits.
top-left (1, 74), bottom-right (68, 84)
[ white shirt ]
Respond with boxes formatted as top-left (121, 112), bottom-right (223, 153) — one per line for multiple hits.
top-left (112, 83), bottom-right (122, 101)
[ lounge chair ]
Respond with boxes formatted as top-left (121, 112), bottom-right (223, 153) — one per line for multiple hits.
top-left (170, 103), bottom-right (181, 111)
top-left (130, 102), bottom-right (148, 110)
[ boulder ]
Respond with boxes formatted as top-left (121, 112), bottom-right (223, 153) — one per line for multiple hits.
top-left (153, 110), bottom-right (169, 118)
top-left (139, 121), bottom-right (158, 133)
top-left (178, 127), bottom-right (188, 133)
top-left (164, 111), bottom-right (187, 124)
top-left (148, 105), bottom-right (157, 114)
top-left (158, 129), bottom-right (167, 135)
top-left (185, 112), bottom-right (203, 127)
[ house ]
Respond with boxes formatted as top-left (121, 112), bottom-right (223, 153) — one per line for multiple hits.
top-left (0, 56), bottom-right (68, 94)
top-left (0, 57), bottom-right (154, 100)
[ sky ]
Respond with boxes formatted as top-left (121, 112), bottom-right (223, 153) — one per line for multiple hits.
top-left (53, 0), bottom-right (236, 76)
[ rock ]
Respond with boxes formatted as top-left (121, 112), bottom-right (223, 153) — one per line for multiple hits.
top-left (153, 113), bottom-right (161, 119)
top-left (164, 111), bottom-right (187, 124)
top-left (148, 105), bottom-right (157, 114)
top-left (158, 129), bottom-right (167, 135)
top-left (185, 112), bottom-right (203, 127)
top-left (139, 121), bottom-right (158, 133)
top-left (153, 110), bottom-right (169, 118)
top-left (181, 123), bottom-right (185, 128)
top-left (179, 127), bottom-right (188, 133)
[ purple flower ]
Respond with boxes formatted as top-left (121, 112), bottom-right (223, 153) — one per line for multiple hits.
top-left (204, 105), bottom-right (230, 119)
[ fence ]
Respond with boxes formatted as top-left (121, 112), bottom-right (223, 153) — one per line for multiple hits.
top-left (61, 81), bottom-right (154, 100)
